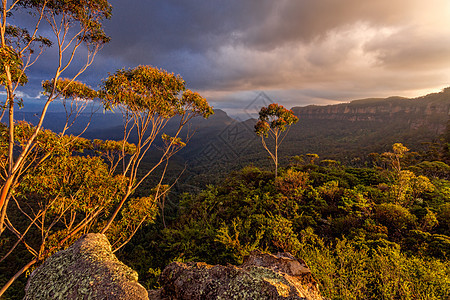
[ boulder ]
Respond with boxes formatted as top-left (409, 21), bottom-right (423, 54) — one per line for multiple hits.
top-left (153, 251), bottom-right (324, 300)
top-left (23, 233), bottom-right (148, 300)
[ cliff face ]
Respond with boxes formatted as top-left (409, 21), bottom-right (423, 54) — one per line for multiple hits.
top-left (292, 89), bottom-right (450, 134)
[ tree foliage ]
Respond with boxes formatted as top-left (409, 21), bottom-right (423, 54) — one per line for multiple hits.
top-left (120, 143), bottom-right (450, 298)
top-left (98, 65), bottom-right (213, 234)
top-left (0, 0), bottom-right (213, 294)
top-left (1, 0), bottom-right (113, 244)
top-left (255, 103), bottom-right (298, 177)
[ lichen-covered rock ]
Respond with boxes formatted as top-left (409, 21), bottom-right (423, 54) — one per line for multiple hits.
top-left (23, 233), bottom-right (148, 300)
top-left (241, 251), bottom-right (311, 276)
top-left (153, 251), bottom-right (324, 300)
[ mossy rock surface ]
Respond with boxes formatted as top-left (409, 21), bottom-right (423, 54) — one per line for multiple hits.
top-left (154, 251), bottom-right (324, 300)
top-left (23, 233), bottom-right (148, 300)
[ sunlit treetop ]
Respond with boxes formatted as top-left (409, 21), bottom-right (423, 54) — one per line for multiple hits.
top-left (101, 65), bottom-right (213, 119)
top-left (17, 0), bottom-right (112, 15)
top-left (17, 0), bottom-right (112, 45)
top-left (255, 103), bottom-right (298, 137)
top-left (392, 143), bottom-right (409, 156)
top-left (42, 78), bottom-right (98, 100)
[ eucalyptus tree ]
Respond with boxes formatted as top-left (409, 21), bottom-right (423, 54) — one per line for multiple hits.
top-left (0, 0), bottom-right (111, 234)
top-left (0, 65), bottom-right (213, 297)
top-left (381, 143), bottom-right (434, 205)
top-left (0, 0), bottom-right (112, 295)
top-left (0, 2), bottom-right (214, 295)
top-left (255, 103), bottom-right (298, 177)
top-left (99, 65), bottom-right (213, 238)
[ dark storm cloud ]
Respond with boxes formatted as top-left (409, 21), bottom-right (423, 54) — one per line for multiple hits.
top-left (101, 1), bottom-right (261, 61)
top-left (104, 0), bottom-right (421, 56)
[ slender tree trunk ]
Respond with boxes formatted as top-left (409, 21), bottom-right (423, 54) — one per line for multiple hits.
top-left (275, 132), bottom-right (279, 177)
top-left (7, 80), bottom-right (14, 172)
top-left (0, 19), bottom-right (16, 229)
top-left (0, 177), bottom-right (13, 233)
top-left (0, 257), bottom-right (38, 298)
top-left (100, 187), bottom-right (132, 234)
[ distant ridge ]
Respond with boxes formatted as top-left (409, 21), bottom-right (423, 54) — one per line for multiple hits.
top-left (291, 88), bottom-right (449, 134)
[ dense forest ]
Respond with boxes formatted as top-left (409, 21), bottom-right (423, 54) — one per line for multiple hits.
top-left (115, 134), bottom-right (450, 299)
top-left (1, 92), bottom-right (449, 299)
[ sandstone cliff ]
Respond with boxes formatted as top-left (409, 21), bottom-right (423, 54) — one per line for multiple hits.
top-left (292, 88), bottom-right (450, 134)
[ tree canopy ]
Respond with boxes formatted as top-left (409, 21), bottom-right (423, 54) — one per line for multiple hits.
top-left (0, 0), bottom-right (214, 295)
top-left (255, 103), bottom-right (298, 177)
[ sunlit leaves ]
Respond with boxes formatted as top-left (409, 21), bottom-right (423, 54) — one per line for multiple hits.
top-left (162, 133), bottom-right (186, 148)
top-left (9, 125), bottom-right (128, 219)
top-left (101, 65), bottom-right (186, 115)
top-left (101, 65), bottom-right (213, 119)
top-left (263, 213), bottom-right (301, 254)
top-left (275, 169), bottom-right (309, 200)
top-left (121, 196), bottom-right (158, 226)
top-left (181, 90), bottom-right (214, 118)
top-left (254, 120), bottom-right (270, 137)
top-left (11, 121), bottom-right (92, 155)
top-left (0, 46), bottom-right (27, 86)
top-left (389, 170), bottom-right (435, 206)
top-left (42, 78), bottom-right (98, 100)
top-left (215, 217), bottom-right (264, 263)
top-left (93, 139), bottom-right (136, 155)
top-left (255, 103), bottom-right (298, 137)
top-left (18, 0), bottom-right (112, 45)
top-left (19, 155), bottom-right (126, 214)
top-left (18, 0), bottom-right (112, 17)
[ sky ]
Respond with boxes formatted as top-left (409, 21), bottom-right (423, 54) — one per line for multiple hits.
top-left (10, 0), bottom-right (450, 118)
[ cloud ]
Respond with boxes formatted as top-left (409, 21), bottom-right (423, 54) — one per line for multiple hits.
top-left (365, 27), bottom-right (450, 71)
top-left (10, 0), bottom-right (450, 112)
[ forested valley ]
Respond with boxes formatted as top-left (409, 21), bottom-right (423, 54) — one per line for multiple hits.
top-left (2, 86), bottom-right (450, 299)
top-left (118, 133), bottom-right (450, 299)
top-left (1, 1), bottom-right (449, 299)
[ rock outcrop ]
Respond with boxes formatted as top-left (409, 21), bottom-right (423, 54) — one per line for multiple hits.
top-left (23, 233), bottom-right (148, 300)
top-left (151, 251), bottom-right (324, 300)
top-left (24, 234), bottom-right (323, 300)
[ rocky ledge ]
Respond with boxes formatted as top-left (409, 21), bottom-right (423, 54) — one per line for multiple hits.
top-left (24, 234), bottom-right (323, 299)
top-left (23, 233), bottom-right (149, 300)
top-left (150, 251), bottom-right (323, 299)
